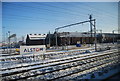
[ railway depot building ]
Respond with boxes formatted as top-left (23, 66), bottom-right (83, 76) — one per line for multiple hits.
top-left (55, 32), bottom-right (120, 45)
top-left (26, 32), bottom-right (120, 46)
top-left (26, 34), bottom-right (47, 45)
top-left (56, 32), bottom-right (95, 45)
top-left (99, 33), bottom-right (120, 43)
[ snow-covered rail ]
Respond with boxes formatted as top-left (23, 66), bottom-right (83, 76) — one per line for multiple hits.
top-left (1, 49), bottom-right (117, 71)
top-left (1, 49), bottom-right (119, 81)
top-left (0, 48), bottom-right (95, 69)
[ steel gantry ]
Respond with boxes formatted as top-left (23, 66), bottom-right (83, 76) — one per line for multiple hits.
top-left (55, 15), bottom-right (97, 51)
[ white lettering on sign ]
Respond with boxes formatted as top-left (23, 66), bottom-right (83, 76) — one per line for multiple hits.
top-left (20, 45), bottom-right (46, 54)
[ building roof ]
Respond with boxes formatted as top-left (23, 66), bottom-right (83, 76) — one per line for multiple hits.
top-left (58, 32), bottom-right (94, 37)
top-left (101, 33), bottom-right (120, 38)
top-left (27, 34), bottom-right (47, 40)
top-left (58, 32), bottom-right (120, 38)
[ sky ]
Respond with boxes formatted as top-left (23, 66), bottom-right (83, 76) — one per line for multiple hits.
top-left (2, 2), bottom-right (118, 42)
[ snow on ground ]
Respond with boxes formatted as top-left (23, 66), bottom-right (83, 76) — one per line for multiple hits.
top-left (0, 43), bottom-right (119, 81)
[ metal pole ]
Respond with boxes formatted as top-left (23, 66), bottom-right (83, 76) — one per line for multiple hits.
top-left (3, 27), bottom-right (6, 52)
top-left (6, 33), bottom-right (8, 53)
top-left (89, 15), bottom-right (93, 44)
top-left (16, 36), bottom-right (17, 46)
top-left (100, 30), bottom-right (102, 43)
top-left (112, 30), bottom-right (114, 44)
top-left (94, 19), bottom-right (97, 51)
top-left (15, 35), bottom-right (17, 50)
top-left (49, 31), bottom-right (51, 47)
top-left (65, 32), bottom-right (68, 50)
top-left (8, 31), bottom-right (11, 54)
top-left (55, 30), bottom-right (58, 48)
top-left (69, 32), bottom-right (70, 45)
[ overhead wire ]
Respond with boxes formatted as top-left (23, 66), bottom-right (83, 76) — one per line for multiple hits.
top-left (61, 2), bottom-right (117, 19)
top-left (4, 3), bottom-right (87, 18)
top-left (3, 14), bottom-right (69, 23)
top-left (33, 2), bottom-right (87, 17)
top-left (7, 2), bottom-right (116, 25)
top-left (4, 2), bottom-right (115, 23)
top-left (79, 3), bottom-right (117, 18)
top-left (61, 2), bottom-right (118, 28)
top-left (3, 14), bottom-right (87, 25)
top-left (3, 3), bottom-right (87, 23)
top-left (2, 2), bottom-right (118, 33)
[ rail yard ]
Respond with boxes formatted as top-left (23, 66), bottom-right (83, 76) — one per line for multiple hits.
top-left (1, 43), bottom-right (120, 81)
top-left (1, 2), bottom-right (120, 81)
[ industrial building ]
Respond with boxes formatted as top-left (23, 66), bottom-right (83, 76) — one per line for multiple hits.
top-left (26, 32), bottom-right (120, 46)
top-left (99, 33), bottom-right (120, 43)
top-left (42, 32), bottom-right (96, 46)
top-left (26, 34), bottom-right (47, 45)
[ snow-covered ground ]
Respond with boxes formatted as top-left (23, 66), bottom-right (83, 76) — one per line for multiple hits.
top-left (1, 48), bottom-right (119, 81)
top-left (0, 49), bottom-right (117, 70)
top-left (0, 43), bottom-right (119, 81)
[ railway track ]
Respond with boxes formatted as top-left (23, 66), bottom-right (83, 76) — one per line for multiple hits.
top-left (1, 49), bottom-right (117, 71)
top-left (1, 49), bottom-right (119, 81)
top-left (27, 52), bottom-right (120, 80)
top-left (0, 48), bottom-right (95, 70)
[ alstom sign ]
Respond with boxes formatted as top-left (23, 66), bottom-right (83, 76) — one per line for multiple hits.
top-left (20, 45), bottom-right (46, 54)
